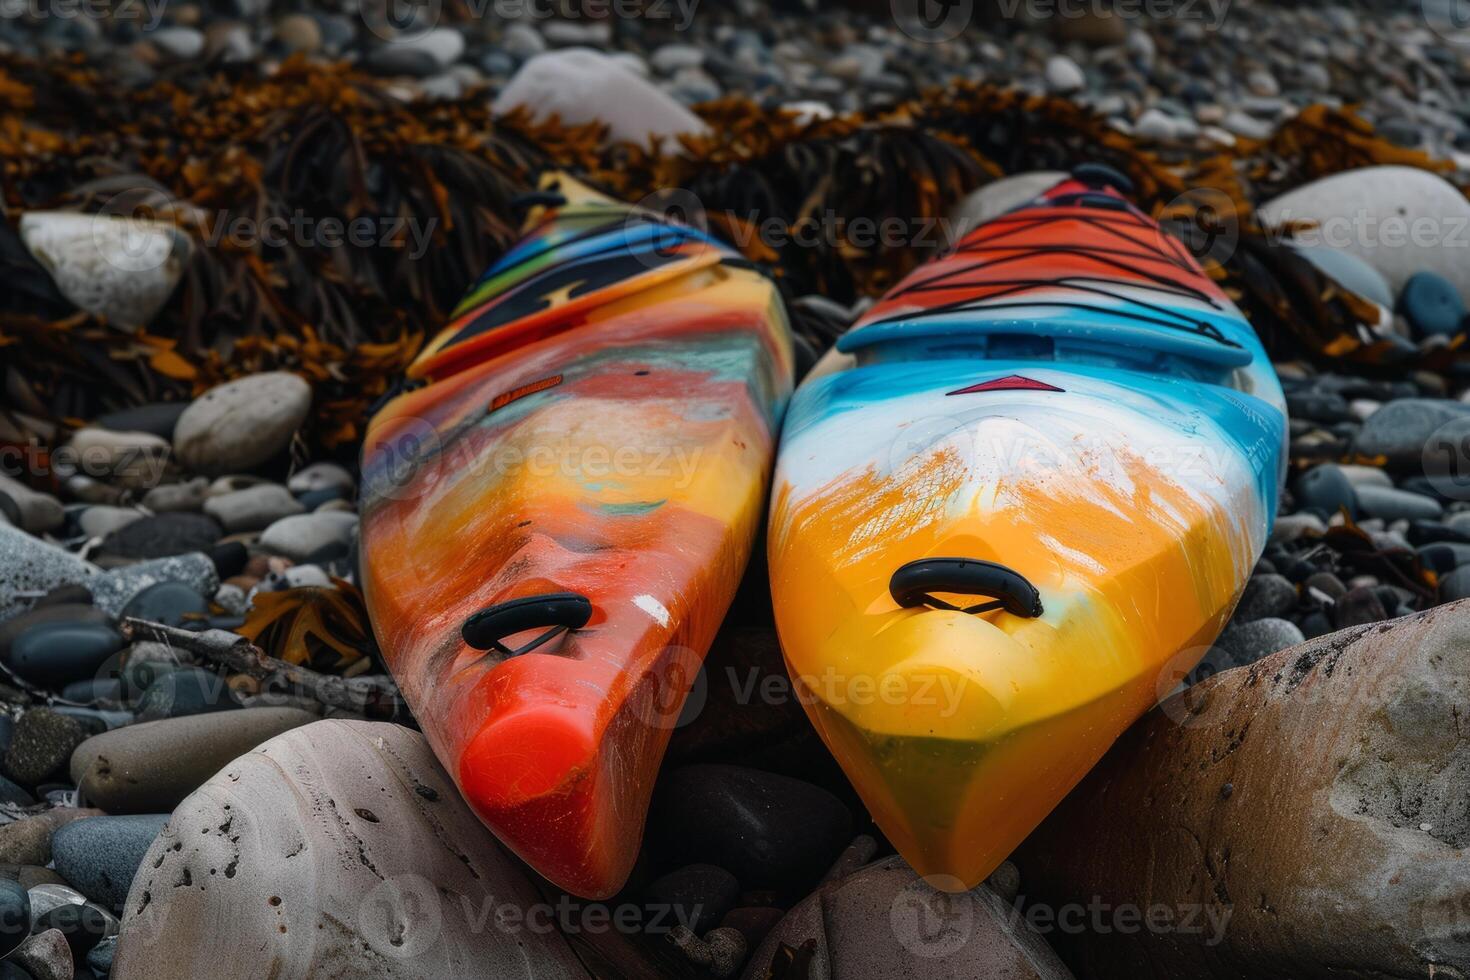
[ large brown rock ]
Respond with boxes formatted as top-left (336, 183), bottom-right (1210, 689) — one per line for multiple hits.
top-left (111, 720), bottom-right (589, 979)
top-left (70, 707), bottom-right (317, 813)
top-left (1019, 602), bottom-right (1470, 978)
top-left (741, 856), bottom-right (1072, 979)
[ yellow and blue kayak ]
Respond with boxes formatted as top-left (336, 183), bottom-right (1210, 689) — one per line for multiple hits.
top-left (767, 166), bottom-right (1287, 888)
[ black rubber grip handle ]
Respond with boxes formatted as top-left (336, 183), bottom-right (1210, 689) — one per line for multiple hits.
top-left (889, 558), bottom-right (1043, 618)
top-left (462, 592), bottom-right (592, 655)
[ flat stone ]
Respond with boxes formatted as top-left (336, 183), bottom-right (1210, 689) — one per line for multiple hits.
top-left (71, 707), bottom-right (317, 814)
top-left (64, 428), bottom-right (170, 486)
top-left (172, 373), bottom-right (312, 477)
top-left (257, 511), bottom-right (357, 562)
top-left (99, 512), bottom-right (221, 561)
top-left (7, 621), bottom-right (124, 689)
top-left (75, 506), bottom-right (144, 539)
top-left (203, 483), bottom-right (303, 533)
top-left (1020, 602), bottom-right (1470, 977)
top-left (286, 462), bottom-right (354, 496)
top-left (742, 855), bottom-right (1073, 979)
top-left (111, 721), bottom-right (589, 979)
top-left (139, 477), bottom-right (209, 513)
top-left (649, 764), bottom-right (852, 896)
top-left (52, 815), bottom-right (169, 913)
top-left (2, 710), bottom-right (88, 787)
top-left (0, 605), bottom-right (111, 665)
top-left (492, 48), bottom-right (710, 152)
top-left (1356, 399), bottom-right (1470, 469)
top-left (134, 666), bottom-right (238, 721)
top-left (1355, 485), bottom-right (1444, 522)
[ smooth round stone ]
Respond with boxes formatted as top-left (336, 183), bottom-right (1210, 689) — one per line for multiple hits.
top-left (0, 605), bottom-right (112, 665)
top-left (172, 373), bottom-right (311, 477)
top-left (1337, 464), bottom-right (1394, 489)
top-left (52, 815), bottom-right (170, 912)
top-left (642, 864), bottom-right (739, 935)
top-left (1354, 485), bottom-right (1444, 522)
top-left (100, 512), bottom-right (221, 561)
top-left (13, 928), bottom-right (72, 980)
top-left (0, 475), bottom-right (63, 535)
top-left (70, 708), bottom-right (317, 814)
top-left (76, 506), bottom-right (144, 539)
top-left (1332, 585), bottom-right (1389, 628)
top-left (88, 934), bottom-right (118, 976)
top-left (1356, 400), bottom-right (1470, 468)
top-left (2, 710), bottom-right (88, 786)
top-left (1416, 542), bottom-right (1470, 573)
top-left (203, 483), bottom-right (304, 533)
top-left (118, 643), bottom-right (185, 701)
top-left (1398, 271), bottom-right (1466, 339)
top-left (1440, 565), bottom-right (1470, 603)
top-left (135, 666), bottom-right (238, 720)
top-left (0, 879), bottom-right (28, 958)
top-left (33, 901), bottom-right (115, 960)
top-left (119, 581), bottom-right (209, 629)
top-left (94, 403), bottom-right (188, 441)
top-left (0, 810), bottom-right (103, 868)
top-left (287, 462), bottom-right (354, 496)
top-left (1215, 618), bottom-right (1306, 669)
top-left (273, 12), bottom-right (320, 53)
top-left (649, 764), bottom-right (852, 895)
top-left (363, 44), bottom-right (441, 77)
top-left (1294, 463), bottom-right (1358, 517)
top-left (60, 678), bottom-right (123, 704)
top-left (258, 511), bottom-right (358, 563)
top-left (1233, 573), bottom-right (1297, 622)
top-left (140, 477), bottom-right (209, 514)
top-left (1303, 571), bottom-right (1348, 601)
top-left (7, 622), bottom-right (124, 689)
top-left (111, 721), bottom-right (589, 979)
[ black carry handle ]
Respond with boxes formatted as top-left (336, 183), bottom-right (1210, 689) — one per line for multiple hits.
top-left (889, 558), bottom-right (1044, 618)
top-left (462, 592), bottom-right (593, 656)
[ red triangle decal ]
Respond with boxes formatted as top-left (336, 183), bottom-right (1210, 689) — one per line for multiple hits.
top-left (947, 375), bottom-right (1065, 395)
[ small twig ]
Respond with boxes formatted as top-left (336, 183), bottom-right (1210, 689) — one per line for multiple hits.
top-left (122, 619), bottom-right (401, 718)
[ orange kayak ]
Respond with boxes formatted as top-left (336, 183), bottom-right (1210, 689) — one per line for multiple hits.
top-left (359, 177), bottom-right (794, 898)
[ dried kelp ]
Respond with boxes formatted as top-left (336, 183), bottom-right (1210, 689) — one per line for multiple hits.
top-left (2, 60), bottom-right (1467, 454)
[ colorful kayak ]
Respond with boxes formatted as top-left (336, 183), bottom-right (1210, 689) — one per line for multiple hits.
top-left (359, 176), bottom-right (794, 898)
top-left (767, 166), bottom-right (1287, 889)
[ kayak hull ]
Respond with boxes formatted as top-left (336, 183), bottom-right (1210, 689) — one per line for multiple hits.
top-left (768, 172), bottom-right (1286, 888)
top-left (361, 182), bottom-right (793, 898)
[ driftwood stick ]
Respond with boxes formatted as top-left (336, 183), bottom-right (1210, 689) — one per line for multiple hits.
top-left (121, 619), bottom-right (401, 718)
